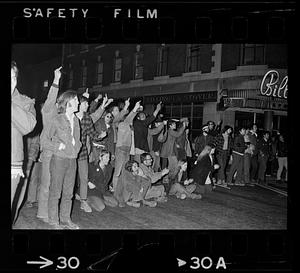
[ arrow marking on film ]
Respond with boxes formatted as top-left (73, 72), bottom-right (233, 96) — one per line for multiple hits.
top-left (177, 258), bottom-right (187, 267)
top-left (27, 256), bottom-right (53, 269)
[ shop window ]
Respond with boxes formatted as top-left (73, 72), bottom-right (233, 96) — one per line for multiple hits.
top-left (186, 44), bottom-right (201, 72)
top-left (81, 59), bottom-right (87, 87)
top-left (134, 45), bottom-right (144, 80)
top-left (95, 56), bottom-right (103, 86)
top-left (113, 50), bottom-right (122, 82)
top-left (241, 44), bottom-right (265, 65)
top-left (157, 44), bottom-right (169, 76)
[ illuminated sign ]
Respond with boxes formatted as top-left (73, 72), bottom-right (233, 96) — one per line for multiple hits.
top-left (260, 70), bottom-right (288, 99)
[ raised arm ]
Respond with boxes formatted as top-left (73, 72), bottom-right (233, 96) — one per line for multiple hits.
top-left (113, 98), bottom-right (130, 123)
top-left (148, 122), bottom-right (165, 136)
top-left (42, 66), bottom-right (62, 114)
top-left (123, 100), bottom-right (141, 124)
top-left (169, 122), bottom-right (186, 138)
top-left (90, 94), bottom-right (114, 123)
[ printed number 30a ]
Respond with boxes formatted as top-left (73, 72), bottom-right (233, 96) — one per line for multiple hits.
top-left (57, 257), bottom-right (80, 269)
top-left (190, 257), bottom-right (200, 269)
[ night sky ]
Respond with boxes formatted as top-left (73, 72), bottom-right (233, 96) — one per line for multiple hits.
top-left (12, 44), bottom-right (62, 67)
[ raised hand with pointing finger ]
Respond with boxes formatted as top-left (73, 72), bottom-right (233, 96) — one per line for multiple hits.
top-left (53, 66), bottom-right (63, 85)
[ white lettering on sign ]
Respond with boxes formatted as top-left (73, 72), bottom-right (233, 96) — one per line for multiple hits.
top-left (260, 70), bottom-right (288, 99)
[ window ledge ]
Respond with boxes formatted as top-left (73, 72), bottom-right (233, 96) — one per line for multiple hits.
top-left (80, 50), bottom-right (89, 54)
top-left (66, 54), bottom-right (75, 58)
top-left (154, 75), bottom-right (170, 80)
top-left (182, 71), bottom-right (202, 77)
top-left (110, 82), bottom-right (121, 86)
top-left (237, 65), bottom-right (268, 71)
top-left (130, 79), bottom-right (143, 83)
top-left (95, 45), bottom-right (106, 50)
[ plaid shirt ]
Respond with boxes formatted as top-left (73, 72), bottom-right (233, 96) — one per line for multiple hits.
top-left (214, 133), bottom-right (233, 153)
top-left (78, 112), bottom-right (99, 161)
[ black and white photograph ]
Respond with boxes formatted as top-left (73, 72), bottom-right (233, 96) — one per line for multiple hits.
top-left (11, 43), bottom-right (288, 230)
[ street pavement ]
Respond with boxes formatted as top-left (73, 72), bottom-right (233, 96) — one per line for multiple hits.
top-left (13, 183), bottom-right (287, 230)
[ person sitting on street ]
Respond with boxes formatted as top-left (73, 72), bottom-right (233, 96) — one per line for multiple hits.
top-left (139, 153), bottom-right (169, 203)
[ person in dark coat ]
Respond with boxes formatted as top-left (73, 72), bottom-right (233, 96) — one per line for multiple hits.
top-left (190, 144), bottom-right (220, 196)
top-left (257, 131), bottom-right (272, 184)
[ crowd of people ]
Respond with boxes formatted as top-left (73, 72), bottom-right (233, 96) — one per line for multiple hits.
top-left (11, 63), bottom-right (288, 229)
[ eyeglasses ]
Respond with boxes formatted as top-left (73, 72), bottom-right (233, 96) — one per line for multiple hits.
top-left (105, 115), bottom-right (113, 119)
top-left (145, 158), bottom-right (153, 161)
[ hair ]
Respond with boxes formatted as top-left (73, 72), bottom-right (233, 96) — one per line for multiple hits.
top-left (222, 125), bottom-right (233, 134)
top-left (238, 126), bottom-right (246, 132)
top-left (207, 120), bottom-right (215, 126)
top-left (11, 61), bottom-right (19, 78)
top-left (137, 111), bottom-right (146, 119)
top-left (167, 119), bottom-right (176, 129)
top-left (125, 160), bottom-right (139, 173)
top-left (197, 145), bottom-right (214, 161)
top-left (140, 152), bottom-right (151, 163)
top-left (99, 149), bottom-right (110, 159)
top-left (263, 130), bottom-right (270, 136)
top-left (78, 95), bottom-right (89, 104)
top-left (56, 90), bottom-right (78, 114)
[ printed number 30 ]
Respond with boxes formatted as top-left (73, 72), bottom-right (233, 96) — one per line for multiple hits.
top-left (57, 257), bottom-right (80, 269)
top-left (190, 257), bottom-right (200, 269)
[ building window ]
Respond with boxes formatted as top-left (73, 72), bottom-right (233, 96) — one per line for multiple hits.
top-left (66, 44), bottom-right (74, 56)
top-left (186, 44), bottom-right (201, 72)
top-left (81, 59), bottom-right (87, 87)
top-left (134, 45), bottom-right (144, 80)
top-left (113, 50), bottom-right (122, 82)
top-left (241, 44), bottom-right (265, 65)
top-left (95, 56), bottom-right (103, 86)
top-left (68, 63), bottom-right (73, 88)
top-left (162, 102), bottom-right (203, 139)
top-left (157, 44), bottom-right (169, 76)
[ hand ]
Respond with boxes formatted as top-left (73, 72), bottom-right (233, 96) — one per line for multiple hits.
top-left (83, 88), bottom-right (89, 99)
top-left (214, 164), bottom-right (220, 169)
top-left (101, 94), bottom-right (108, 108)
top-left (162, 168), bottom-right (169, 176)
top-left (95, 94), bottom-right (102, 102)
top-left (163, 120), bottom-right (167, 125)
top-left (11, 168), bottom-right (24, 179)
top-left (105, 98), bottom-right (114, 107)
top-left (217, 120), bottom-right (222, 126)
top-left (54, 66), bottom-right (63, 82)
top-left (154, 151), bottom-right (160, 157)
top-left (111, 154), bottom-right (115, 161)
top-left (58, 143), bottom-right (66, 150)
top-left (156, 101), bottom-right (162, 112)
top-left (124, 98), bottom-right (130, 108)
top-left (133, 100), bottom-right (141, 112)
top-left (99, 131), bottom-right (107, 139)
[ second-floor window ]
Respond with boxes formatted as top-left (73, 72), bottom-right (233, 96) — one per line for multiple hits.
top-left (134, 45), bottom-right (144, 80)
top-left (157, 44), bottom-right (169, 76)
top-left (81, 59), bottom-right (87, 87)
top-left (187, 44), bottom-right (201, 72)
top-left (68, 63), bottom-right (73, 88)
top-left (113, 50), bottom-right (122, 82)
top-left (241, 44), bottom-right (265, 65)
top-left (96, 56), bottom-right (103, 86)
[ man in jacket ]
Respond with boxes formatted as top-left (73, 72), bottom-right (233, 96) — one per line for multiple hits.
top-left (11, 61), bottom-right (37, 222)
top-left (257, 131), bottom-right (272, 184)
top-left (227, 127), bottom-right (247, 186)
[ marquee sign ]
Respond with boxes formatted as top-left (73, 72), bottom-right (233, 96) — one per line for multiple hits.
top-left (260, 70), bottom-right (288, 99)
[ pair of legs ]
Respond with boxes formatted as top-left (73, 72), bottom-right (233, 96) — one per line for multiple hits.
top-left (257, 155), bottom-right (269, 183)
top-left (277, 157), bottom-right (287, 181)
top-left (87, 194), bottom-right (118, 212)
top-left (216, 151), bottom-right (230, 183)
top-left (227, 153), bottom-right (244, 184)
top-left (169, 183), bottom-right (201, 199)
top-left (77, 159), bottom-right (92, 211)
top-left (48, 155), bottom-right (77, 225)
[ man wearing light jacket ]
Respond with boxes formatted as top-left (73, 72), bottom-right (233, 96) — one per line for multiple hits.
top-left (11, 61), bottom-right (37, 222)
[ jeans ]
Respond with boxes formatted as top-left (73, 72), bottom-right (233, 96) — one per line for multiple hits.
top-left (244, 153), bottom-right (251, 184)
top-left (216, 151), bottom-right (229, 181)
top-left (250, 154), bottom-right (258, 180)
top-left (77, 159), bottom-right (88, 200)
top-left (37, 151), bottom-right (52, 219)
top-left (87, 194), bottom-right (118, 212)
top-left (27, 161), bottom-right (42, 203)
top-left (11, 175), bottom-right (21, 208)
top-left (48, 155), bottom-right (77, 224)
top-left (145, 185), bottom-right (165, 199)
top-left (257, 155), bottom-right (269, 181)
top-left (112, 147), bottom-right (130, 198)
top-left (277, 157), bottom-right (287, 181)
top-left (227, 153), bottom-right (244, 184)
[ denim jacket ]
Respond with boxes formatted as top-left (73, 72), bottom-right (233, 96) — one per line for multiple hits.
top-left (46, 113), bottom-right (82, 159)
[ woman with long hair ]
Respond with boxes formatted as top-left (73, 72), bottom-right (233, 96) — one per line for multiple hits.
top-left (190, 144), bottom-right (220, 195)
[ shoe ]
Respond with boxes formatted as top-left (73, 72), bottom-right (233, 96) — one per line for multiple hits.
top-left (49, 222), bottom-right (63, 230)
top-left (217, 180), bottom-right (222, 185)
top-left (75, 193), bottom-right (81, 201)
top-left (118, 202), bottom-right (125, 208)
top-left (80, 200), bottom-right (92, 213)
top-left (235, 182), bottom-right (245, 186)
top-left (190, 193), bottom-right (202, 199)
top-left (142, 200), bottom-right (157, 207)
top-left (126, 201), bottom-right (140, 208)
top-left (60, 220), bottom-right (80, 230)
top-left (227, 182), bottom-right (234, 186)
top-left (37, 216), bottom-right (49, 223)
top-left (156, 196), bottom-right (168, 202)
